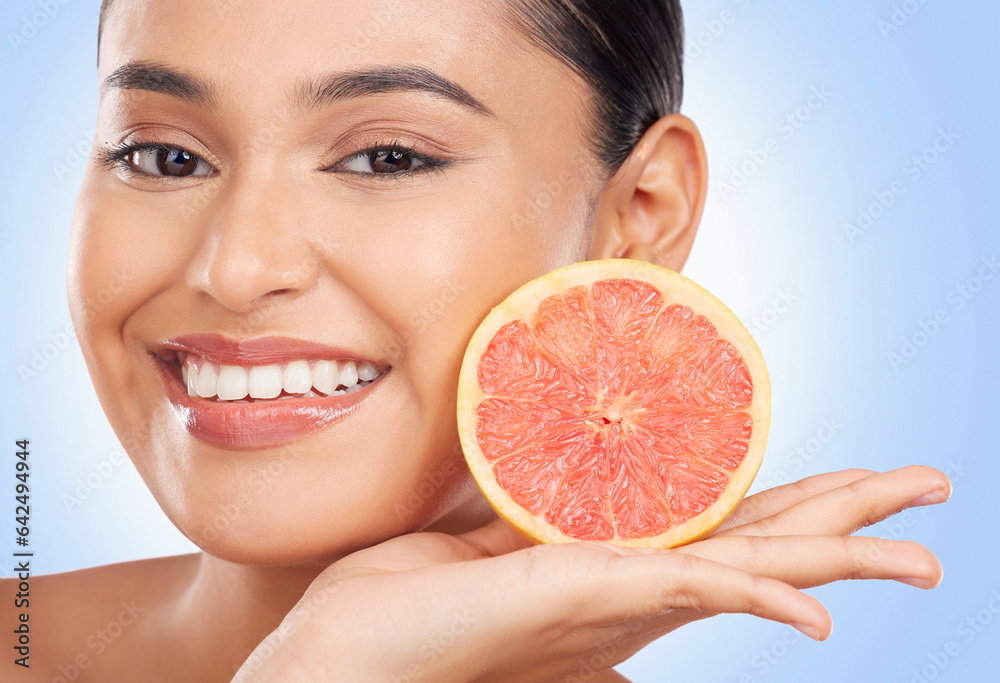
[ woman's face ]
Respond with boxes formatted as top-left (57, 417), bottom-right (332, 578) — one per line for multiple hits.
top-left (69, 0), bottom-right (607, 563)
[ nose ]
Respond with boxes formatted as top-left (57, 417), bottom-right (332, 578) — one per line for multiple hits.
top-left (186, 172), bottom-right (319, 313)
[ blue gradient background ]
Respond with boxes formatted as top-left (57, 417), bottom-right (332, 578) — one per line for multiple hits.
top-left (1, 1), bottom-right (997, 681)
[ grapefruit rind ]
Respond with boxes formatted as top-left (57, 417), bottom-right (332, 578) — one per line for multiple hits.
top-left (457, 258), bottom-right (770, 548)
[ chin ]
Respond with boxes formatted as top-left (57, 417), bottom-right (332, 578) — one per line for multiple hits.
top-left (131, 430), bottom-right (475, 567)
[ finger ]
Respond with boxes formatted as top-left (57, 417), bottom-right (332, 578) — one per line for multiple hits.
top-left (681, 534), bottom-right (944, 590)
top-left (331, 516), bottom-right (533, 574)
top-left (507, 544), bottom-right (832, 641)
top-left (715, 468), bottom-right (875, 532)
top-left (456, 516), bottom-right (535, 557)
top-left (716, 465), bottom-right (952, 538)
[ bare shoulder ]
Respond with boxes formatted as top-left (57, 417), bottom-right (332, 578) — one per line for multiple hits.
top-left (1, 553), bottom-right (201, 682)
top-left (33, 552), bottom-right (199, 603)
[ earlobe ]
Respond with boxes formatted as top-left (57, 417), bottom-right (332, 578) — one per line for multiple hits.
top-left (588, 114), bottom-right (708, 272)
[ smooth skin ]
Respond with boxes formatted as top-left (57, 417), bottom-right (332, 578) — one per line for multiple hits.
top-left (1, 1), bottom-right (949, 681)
top-left (233, 467), bottom-right (948, 682)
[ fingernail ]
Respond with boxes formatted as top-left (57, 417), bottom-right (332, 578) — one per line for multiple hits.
top-left (792, 622), bottom-right (822, 641)
top-left (909, 490), bottom-right (948, 507)
top-left (894, 577), bottom-right (932, 590)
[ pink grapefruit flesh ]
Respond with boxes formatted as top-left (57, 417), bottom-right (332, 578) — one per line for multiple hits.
top-left (457, 259), bottom-right (770, 548)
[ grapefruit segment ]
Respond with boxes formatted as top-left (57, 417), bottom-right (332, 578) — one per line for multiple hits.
top-left (458, 259), bottom-right (770, 548)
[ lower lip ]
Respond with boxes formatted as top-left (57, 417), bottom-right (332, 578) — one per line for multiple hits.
top-left (153, 356), bottom-right (385, 450)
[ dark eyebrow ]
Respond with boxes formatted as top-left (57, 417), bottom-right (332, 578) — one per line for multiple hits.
top-left (101, 60), bottom-right (495, 119)
top-left (300, 64), bottom-right (496, 118)
top-left (101, 60), bottom-right (216, 107)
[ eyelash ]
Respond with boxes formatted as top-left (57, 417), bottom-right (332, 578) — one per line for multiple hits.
top-left (334, 137), bottom-right (452, 181)
top-left (96, 137), bottom-right (451, 182)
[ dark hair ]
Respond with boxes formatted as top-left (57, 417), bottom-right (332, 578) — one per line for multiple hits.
top-left (493, 0), bottom-right (685, 178)
top-left (96, 0), bottom-right (116, 66)
top-left (97, 0), bottom-right (684, 179)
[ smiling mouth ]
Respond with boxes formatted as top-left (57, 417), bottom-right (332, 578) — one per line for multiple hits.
top-left (169, 351), bottom-right (386, 402)
top-left (150, 333), bottom-right (391, 403)
top-left (149, 334), bottom-right (391, 449)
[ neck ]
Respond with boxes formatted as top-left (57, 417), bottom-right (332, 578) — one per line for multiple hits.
top-left (169, 490), bottom-right (497, 680)
top-left (174, 553), bottom-right (325, 680)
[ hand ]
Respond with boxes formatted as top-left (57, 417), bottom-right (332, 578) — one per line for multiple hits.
top-left (232, 466), bottom-right (949, 683)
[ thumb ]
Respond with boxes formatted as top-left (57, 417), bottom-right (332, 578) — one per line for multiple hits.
top-left (457, 516), bottom-right (536, 557)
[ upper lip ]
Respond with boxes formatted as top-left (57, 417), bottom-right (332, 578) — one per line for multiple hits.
top-left (152, 333), bottom-right (388, 367)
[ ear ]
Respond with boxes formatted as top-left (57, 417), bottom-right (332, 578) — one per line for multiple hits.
top-left (587, 113), bottom-right (708, 271)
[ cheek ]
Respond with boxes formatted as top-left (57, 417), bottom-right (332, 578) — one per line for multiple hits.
top-left (67, 172), bottom-right (192, 450)
top-left (361, 165), bottom-right (594, 377)
top-left (337, 164), bottom-right (594, 472)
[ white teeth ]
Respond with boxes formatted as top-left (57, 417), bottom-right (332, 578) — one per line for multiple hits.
top-left (195, 363), bottom-right (219, 399)
top-left (248, 365), bottom-right (283, 399)
top-left (357, 361), bottom-right (378, 381)
top-left (216, 366), bottom-right (249, 400)
top-left (181, 354), bottom-right (383, 401)
top-left (312, 360), bottom-right (338, 395)
top-left (185, 364), bottom-right (198, 398)
top-left (339, 360), bottom-right (359, 388)
top-left (283, 360), bottom-right (312, 394)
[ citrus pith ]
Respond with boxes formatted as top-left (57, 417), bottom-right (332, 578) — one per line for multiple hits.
top-left (457, 259), bottom-right (770, 548)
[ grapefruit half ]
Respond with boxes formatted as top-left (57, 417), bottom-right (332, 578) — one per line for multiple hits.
top-left (457, 258), bottom-right (770, 548)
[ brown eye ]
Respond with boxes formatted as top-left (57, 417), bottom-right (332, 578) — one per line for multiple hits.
top-left (129, 147), bottom-right (213, 178)
top-left (342, 148), bottom-right (427, 175)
